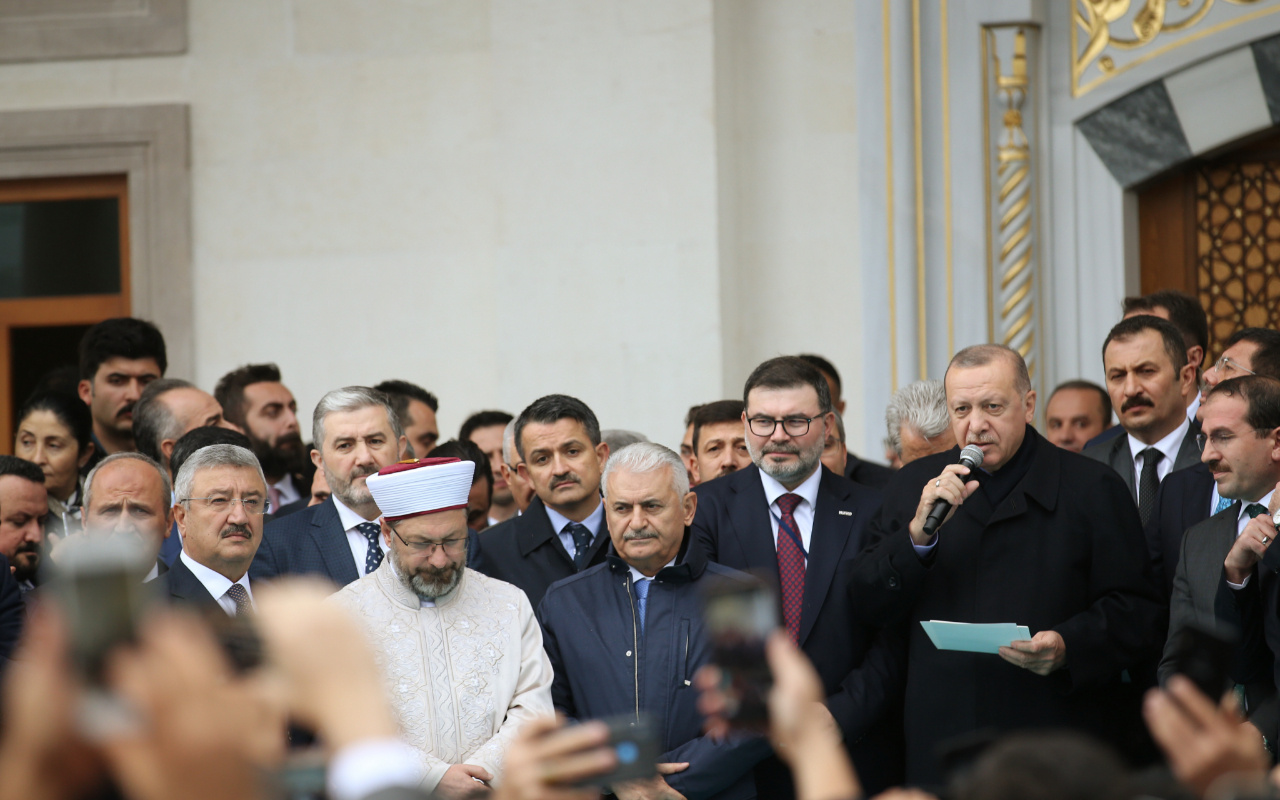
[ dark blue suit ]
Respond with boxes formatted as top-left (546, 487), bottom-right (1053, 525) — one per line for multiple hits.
top-left (0, 555), bottom-right (24, 669)
top-left (1145, 463), bottom-right (1215, 597)
top-left (539, 544), bottom-right (770, 800)
top-left (251, 497), bottom-right (360, 587)
top-left (157, 554), bottom-right (223, 612)
top-left (688, 464), bottom-right (904, 796)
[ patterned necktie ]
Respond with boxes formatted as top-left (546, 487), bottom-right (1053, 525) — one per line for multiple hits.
top-left (1216, 495), bottom-right (1235, 515)
top-left (1137, 447), bottom-right (1163, 526)
top-left (567, 522), bottom-right (593, 569)
top-left (634, 578), bottom-right (650, 637)
top-left (775, 493), bottom-right (806, 644)
top-left (1247, 503), bottom-right (1268, 520)
top-left (224, 583), bottom-right (253, 617)
top-left (357, 521), bottom-right (384, 574)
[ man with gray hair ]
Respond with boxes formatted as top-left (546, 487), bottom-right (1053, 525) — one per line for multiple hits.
top-left (540, 443), bottom-right (771, 800)
top-left (884, 379), bottom-right (956, 467)
top-left (132, 378), bottom-right (240, 477)
top-left (81, 452), bottom-right (174, 581)
top-left (500, 418), bottom-right (535, 514)
top-left (252, 386), bottom-right (408, 588)
top-left (159, 444), bottom-right (268, 615)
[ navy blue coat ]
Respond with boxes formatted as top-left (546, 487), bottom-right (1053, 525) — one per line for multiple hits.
top-left (539, 543), bottom-right (769, 800)
top-left (1145, 462), bottom-right (1215, 598)
top-left (688, 464), bottom-right (904, 796)
top-left (251, 497), bottom-right (360, 587)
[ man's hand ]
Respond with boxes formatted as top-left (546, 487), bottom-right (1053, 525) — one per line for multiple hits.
top-left (999, 630), bottom-right (1066, 676)
top-left (613, 766), bottom-right (687, 800)
top-left (436, 764), bottom-right (494, 798)
top-left (908, 464), bottom-right (979, 546)
top-left (493, 715), bottom-right (615, 800)
top-left (1225, 516), bottom-right (1276, 585)
top-left (1144, 675), bottom-right (1269, 797)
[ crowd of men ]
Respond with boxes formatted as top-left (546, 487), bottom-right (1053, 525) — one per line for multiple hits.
top-left (6, 291), bottom-right (1280, 799)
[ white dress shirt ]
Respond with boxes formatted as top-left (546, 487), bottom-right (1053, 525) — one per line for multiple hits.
top-left (179, 551), bottom-right (254, 616)
top-left (271, 474), bottom-right (302, 508)
top-left (545, 500), bottom-right (605, 559)
top-left (333, 495), bottom-right (389, 575)
top-left (757, 465), bottom-right (822, 561)
top-left (1128, 415), bottom-right (1191, 507)
top-left (1225, 489), bottom-right (1275, 590)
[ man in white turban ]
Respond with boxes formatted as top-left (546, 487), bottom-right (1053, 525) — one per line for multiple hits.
top-left (331, 456), bottom-right (553, 799)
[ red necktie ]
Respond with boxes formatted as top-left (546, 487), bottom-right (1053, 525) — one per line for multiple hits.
top-left (775, 493), bottom-right (805, 644)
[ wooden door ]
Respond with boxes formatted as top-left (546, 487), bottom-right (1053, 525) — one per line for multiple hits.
top-left (0, 174), bottom-right (130, 453)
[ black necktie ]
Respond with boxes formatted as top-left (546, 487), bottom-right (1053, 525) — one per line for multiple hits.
top-left (1247, 503), bottom-right (1268, 520)
top-left (357, 521), bottom-right (384, 574)
top-left (1137, 447), bottom-right (1163, 526)
top-left (566, 522), bottom-right (593, 569)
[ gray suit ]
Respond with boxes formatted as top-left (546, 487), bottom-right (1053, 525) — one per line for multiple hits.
top-left (1083, 421), bottom-right (1201, 504)
top-left (1158, 506), bottom-right (1237, 683)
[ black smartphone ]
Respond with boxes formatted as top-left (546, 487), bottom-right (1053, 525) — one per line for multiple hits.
top-left (575, 713), bottom-right (663, 788)
top-left (1167, 623), bottom-right (1237, 701)
top-left (702, 574), bottom-right (778, 731)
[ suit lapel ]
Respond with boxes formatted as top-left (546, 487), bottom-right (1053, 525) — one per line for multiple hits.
top-left (798, 473), bottom-right (855, 645)
top-left (1111, 435), bottom-right (1137, 502)
top-left (516, 498), bottom-right (576, 568)
top-left (728, 467), bottom-right (781, 581)
top-left (170, 557), bottom-right (223, 610)
top-left (1172, 420), bottom-right (1203, 473)
top-left (310, 499), bottom-right (360, 585)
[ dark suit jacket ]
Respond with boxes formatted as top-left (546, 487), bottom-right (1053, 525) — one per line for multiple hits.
top-left (251, 497), bottom-right (360, 587)
top-left (849, 431), bottom-right (1166, 787)
top-left (689, 464), bottom-right (904, 796)
top-left (1218, 512), bottom-right (1280, 742)
top-left (844, 453), bottom-right (895, 490)
top-left (157, 554), bottom-right (224, 612)
top-left (470, 497), bottom-right (610, 608)
top-left (1083, 420), bottom-right (1202, 504)
top-left (1145, 463), bottom-right (1215, 597)
top-left (0, 555), bottom-right (24, 668)
top-left (269, 497), bottom-right (311, 520)
top-left (1159, 505), bottom-right (1274, 717)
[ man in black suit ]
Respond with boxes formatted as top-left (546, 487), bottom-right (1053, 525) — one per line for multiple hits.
top-left (689, 356), bottom-right (903, 796)
top-left (1161, 377), bottom-right (1280, 725)
top-left (851, 344), bottom-right (1164, 788)
top-left (161, 444), bottom-right (267, 615)
top-left (471, 394), bottom-right (611, 608)
top-left (883, 379), bottom-right (956, 468)
top-left (1085, 315), bottom-right (1201, 527)
top-left (689, 400), bottom-right (752, 485)
top-left (0, 554), bottom-right (24, 668)
top-left (1144, 327), bottom-right (1280, 595)
top-left (81, 452), bottom-right (174, 581)
top-left (252, 387), bottom-right (408, 588)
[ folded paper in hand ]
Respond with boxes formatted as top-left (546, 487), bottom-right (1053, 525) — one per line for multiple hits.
top-left (920, 620), bottom-right (1031, 654)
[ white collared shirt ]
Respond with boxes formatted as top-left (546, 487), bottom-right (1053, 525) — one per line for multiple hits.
top-left (271, 474), bottom-right (301, 508)
top-left (1225, 489), bottom-right (1275, 590)
top-left (544, 500), bottom-right (605, 559)
top-left (333, 495), bottom-right (389, 576)
top-left (757, 465), bottom-right (822, 561)
top-left (1128, 415), bottom-right (1191, 506)
top-left (179, 551), bottom-right (254, 616)
top-left (627, 559), bottom-right (677, 586)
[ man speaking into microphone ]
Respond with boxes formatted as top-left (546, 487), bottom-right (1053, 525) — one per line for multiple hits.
top-left (851, 344), bottom-right (1165, 787)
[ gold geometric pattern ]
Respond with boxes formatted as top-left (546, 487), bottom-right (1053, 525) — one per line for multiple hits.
top-left (1196, 162), bottom-right (1280, 359)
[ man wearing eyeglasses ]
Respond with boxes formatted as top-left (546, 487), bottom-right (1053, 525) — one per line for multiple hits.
top-left (162, 444), bottom-right (268, 616)
top-left (1160, 376), bottom-right (1280, 741)
top-left (689, 356), bottom-right (902, 796)
top-left (333, 457), bottom-right (553, 799)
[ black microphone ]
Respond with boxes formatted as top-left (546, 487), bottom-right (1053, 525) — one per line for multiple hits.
top-left (922, 444), bottom-right (986, 537)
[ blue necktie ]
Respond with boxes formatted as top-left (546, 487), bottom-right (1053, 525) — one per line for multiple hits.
top-left (567, 522), bottom-right (593, 569)
top-left (1215, 495), bottom-right (1234, 515)
top-left (634, 578), bottom-right (650, 636)
top-left (357, 521), bottom-right (384, 574)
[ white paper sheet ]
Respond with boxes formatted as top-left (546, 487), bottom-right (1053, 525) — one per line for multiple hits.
top-left (920, 620), bottom-right (1032, 654)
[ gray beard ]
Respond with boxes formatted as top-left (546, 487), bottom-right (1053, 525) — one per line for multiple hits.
top-left (391, 546), bottom-right (466, 600)
top-left (747, 440), bottom-right (822, 485)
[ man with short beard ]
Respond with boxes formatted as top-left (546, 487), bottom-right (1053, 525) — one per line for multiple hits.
top-left (252, 387), bottom-right (408, 588)
top-left (689, 356), bottom-right (903, 796)
top-left (215, 363), bottom-right (311, 510)
top-left (0, 456), bottom-right (48, 593)
top-left (332, 457), bottom-right (553, 799)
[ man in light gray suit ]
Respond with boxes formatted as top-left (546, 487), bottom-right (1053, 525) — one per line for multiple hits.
top-left (1159, 376), bottom-right (1280, 718)
top-left (1086, 315), bottom-right (1201, 527)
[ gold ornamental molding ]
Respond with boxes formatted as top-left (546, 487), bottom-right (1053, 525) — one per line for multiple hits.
top-left (1072, 0), bottom-right (1279, 97)
top-left (984, 27), bottom-right (1040, 380)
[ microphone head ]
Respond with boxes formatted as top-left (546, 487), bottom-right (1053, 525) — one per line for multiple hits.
top-left (959, 444), bottom-right (985, 470)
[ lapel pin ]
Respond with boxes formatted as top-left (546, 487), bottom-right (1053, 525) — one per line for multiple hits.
top-left (838, 510), bottom-right (853, 516)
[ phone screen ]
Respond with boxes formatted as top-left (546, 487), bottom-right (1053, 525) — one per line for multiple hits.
top-left (703, 576), bottom-right (777, 731)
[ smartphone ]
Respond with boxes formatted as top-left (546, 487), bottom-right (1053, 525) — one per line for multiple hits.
top-left (575, 713), bottom-right (663, 788)
top-left (1167, 623), bottom-right (1237, 701)
top-left (702, 574), bottom-right (778, 731)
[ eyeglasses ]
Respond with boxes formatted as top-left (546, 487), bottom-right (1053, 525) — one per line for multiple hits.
top-left (181, 496), bottom-right (271, 515)
top-left (389, 525), bottom-right (468, 555)
top-left (1213, 355), bottom-right (1256, 379)
top-left (1195, 429), bottom-right (1274, 452)
top-left (747, 416), bottom-right (821, 437)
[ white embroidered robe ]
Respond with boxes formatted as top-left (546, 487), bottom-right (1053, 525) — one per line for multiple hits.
top-left (331, 563), bottom-right (553, 793)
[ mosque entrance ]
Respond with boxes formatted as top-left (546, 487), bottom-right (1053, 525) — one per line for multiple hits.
top-left (1139, 128), bottom-right (1280, 363)
top-left (0, 173), bottom-right (130, 452)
